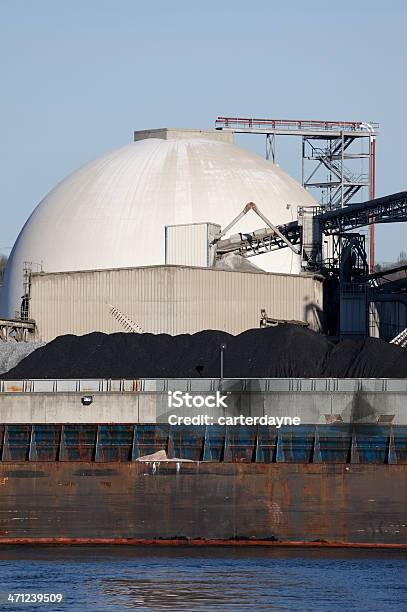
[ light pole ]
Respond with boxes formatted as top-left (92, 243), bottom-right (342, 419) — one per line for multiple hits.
top-left (219, 343), bottom-right (227, 390)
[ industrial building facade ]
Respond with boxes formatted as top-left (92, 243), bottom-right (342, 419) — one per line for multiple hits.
top-left (29, 265), bottom-right (324, 342)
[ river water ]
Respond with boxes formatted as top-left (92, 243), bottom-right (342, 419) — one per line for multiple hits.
top-left (0, 546), bottom-right (405, 611)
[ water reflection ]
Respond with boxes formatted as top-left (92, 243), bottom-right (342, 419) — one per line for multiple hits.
top-left (0, 546), bottom-right (405, 611)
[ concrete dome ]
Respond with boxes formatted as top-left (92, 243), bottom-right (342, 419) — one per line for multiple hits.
top-left (1, 134), bottom-right (316, 317)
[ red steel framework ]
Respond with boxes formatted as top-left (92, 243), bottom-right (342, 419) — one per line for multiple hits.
top-left (369, 137), bottom-right (376, 271)
top-left (215, 116), bottom-right (378, 272)
top-left (216, 117), bottom-right (371, 132)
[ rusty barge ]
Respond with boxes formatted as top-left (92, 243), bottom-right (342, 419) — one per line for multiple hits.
top-left (0, 420), bottom-right (406, 547)
top-left (0, 377), bottom-right (406, 547)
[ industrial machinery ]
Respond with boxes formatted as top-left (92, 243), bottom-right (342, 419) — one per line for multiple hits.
top-left (259, 309), bottom-right (308, 329)
top-left (211, 191), bottom-right (407, 338)
top-left (215, 116), bottom-right (378, 271)
top-left (212, 192), bottom-right (406, 267)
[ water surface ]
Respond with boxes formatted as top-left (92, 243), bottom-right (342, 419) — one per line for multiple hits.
top-left (0, 546), bottom-right (405, 611)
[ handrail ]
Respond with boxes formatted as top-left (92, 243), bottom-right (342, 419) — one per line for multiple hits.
top-left (215, 116), bottom-right (379, 132)
top-left (0, 378), bottom-right (405, 394)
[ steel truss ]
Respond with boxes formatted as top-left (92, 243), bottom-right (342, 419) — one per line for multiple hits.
top-left (302, 133), bottom-right (374, 210)
top-left (215, 116), bottom-right (378, 270)
top-left (215, 116), bottom-right (378, 208)
top-left (215, 191), bottom-right (407, 262)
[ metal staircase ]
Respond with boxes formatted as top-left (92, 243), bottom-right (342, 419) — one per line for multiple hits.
top-left (304, 136), bottom-right (369, 209)
top-left (107, 304), bottom-right (143, 333)
top-left (390, 328), bottom-right (407, 347)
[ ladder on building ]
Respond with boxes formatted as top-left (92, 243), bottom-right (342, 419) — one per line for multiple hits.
top-left (107, 304), bottom-right (143, 333)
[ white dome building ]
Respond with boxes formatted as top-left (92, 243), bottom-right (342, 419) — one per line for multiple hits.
top-left (1, 128), bottom-right (316, 318)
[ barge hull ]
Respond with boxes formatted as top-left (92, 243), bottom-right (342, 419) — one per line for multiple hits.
top-left (0, 462), bottom-right (406, 546)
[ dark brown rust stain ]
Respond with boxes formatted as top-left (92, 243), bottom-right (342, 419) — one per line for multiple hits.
top-left (72, 469), bottom-right (118, 477)
top-left (0, 462), bottom-right (405, 546)
top-left (1, 470), bottom-right (46, 478)
top-left (0, 538), bottom-right (406, 549)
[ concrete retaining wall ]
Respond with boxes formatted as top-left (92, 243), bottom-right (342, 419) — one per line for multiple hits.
top-left (0, 378), bottom-right (405, 424)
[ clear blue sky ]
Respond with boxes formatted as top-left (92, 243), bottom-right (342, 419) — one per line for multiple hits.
top-left (1, 0), bottom-right (406, 262)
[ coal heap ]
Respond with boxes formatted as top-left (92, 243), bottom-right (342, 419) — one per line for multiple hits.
top-left (3, 326), bottom-right (407, 379)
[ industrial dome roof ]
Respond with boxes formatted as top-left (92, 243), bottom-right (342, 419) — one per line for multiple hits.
top-left (1, 130), bottom-right (316, 317)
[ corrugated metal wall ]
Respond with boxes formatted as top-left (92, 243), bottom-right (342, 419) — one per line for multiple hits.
top-left (369, 300), bottom-right (407, 342)
top-left (340, 285), bottom-right (368, 339)
top-left (30, 265), bottom-right (324, 341)
top-left (165, 222), bottom-right (220, 267)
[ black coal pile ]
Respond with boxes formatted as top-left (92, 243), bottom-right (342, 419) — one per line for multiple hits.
top-left (2, 326), bottom-right (407, 379)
